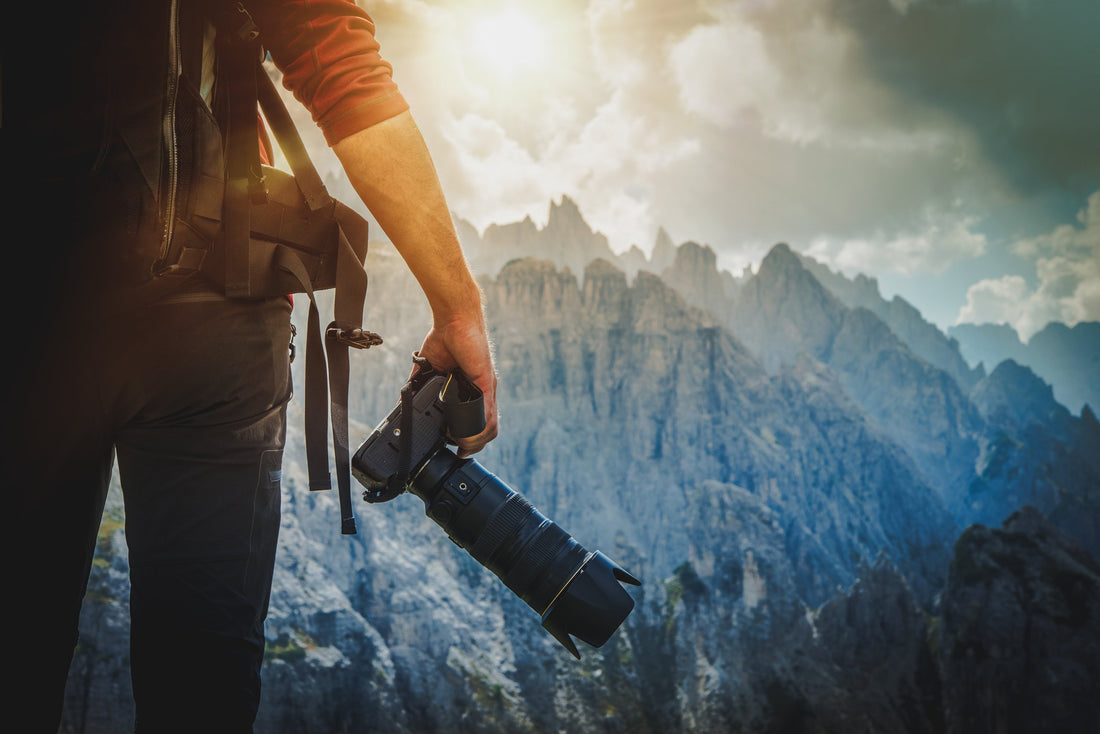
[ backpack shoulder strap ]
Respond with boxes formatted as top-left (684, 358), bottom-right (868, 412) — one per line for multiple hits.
top-left (255, 71), bottom-right (332, 211)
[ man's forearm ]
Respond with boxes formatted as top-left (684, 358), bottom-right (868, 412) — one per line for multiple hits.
top-left (332, 110), bottom-right (482, 323)
top-left (333, 109), bottom-right (498, 455)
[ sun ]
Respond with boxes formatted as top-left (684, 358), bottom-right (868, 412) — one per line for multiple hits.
top-left (470, 8), bottom-right (548, 77)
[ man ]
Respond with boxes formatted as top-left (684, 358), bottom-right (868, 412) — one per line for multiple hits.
top-left (2, 0), bottom-right (497, 730)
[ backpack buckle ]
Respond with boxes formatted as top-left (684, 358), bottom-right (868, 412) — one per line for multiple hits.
top-left (326, 325), bottom-right (383, 350)
top-left (229, 2), bottom-right (260, 44)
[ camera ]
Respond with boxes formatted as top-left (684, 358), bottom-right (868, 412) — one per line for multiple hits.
top-left (351, 360), bottom-right (640, 658)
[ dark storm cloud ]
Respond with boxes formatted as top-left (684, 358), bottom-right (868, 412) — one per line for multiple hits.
top-left (827, 0), bottom-right (1100, 196)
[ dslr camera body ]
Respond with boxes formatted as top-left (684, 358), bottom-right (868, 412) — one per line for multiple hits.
top-left (352, 360), bottom-right (640, 658)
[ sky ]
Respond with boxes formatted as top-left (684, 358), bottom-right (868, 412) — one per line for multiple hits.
top-left (308, 0), bottom-right (1100, 340)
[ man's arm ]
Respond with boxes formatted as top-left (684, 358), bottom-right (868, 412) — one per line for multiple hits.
top-left (332, 110), bottom-right (498, 457)
top-left (253, 0), bottom-right (497, 454)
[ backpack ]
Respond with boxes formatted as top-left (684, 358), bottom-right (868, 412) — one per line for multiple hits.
top-left (2, 0), bottom-right (374, 534)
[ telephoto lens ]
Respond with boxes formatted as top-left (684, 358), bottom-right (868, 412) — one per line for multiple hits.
top-left (413, 448), bottom-right (640, 657)
top-left (352, 365), bottom-right (641, 658)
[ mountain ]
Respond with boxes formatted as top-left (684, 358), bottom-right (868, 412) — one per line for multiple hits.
top-left (657, 240), bottom-right (743, 319)
top-left (946, 322), bottom-right (1029, 370)
top-left (60, 200), bottom-right (1100, 732)
top-left (939, 505), bottom-right (1100, 733)
top-left (949, 321), bottom-right (1100, 416)
top-left (797, 254), bottom-right (984, 392)
top-left (731, 244), bottom-right (986, 518)
top-left (460, 195), bottom-right (622, 279)
top-left (965, 360), bottom-right (1100, 557)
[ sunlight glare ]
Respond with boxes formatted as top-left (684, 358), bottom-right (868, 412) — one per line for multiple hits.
top-left (472, 9), bottom-right (548, 75)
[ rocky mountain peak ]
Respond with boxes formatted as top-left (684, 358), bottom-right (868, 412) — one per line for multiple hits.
top-left (753, 242), bottom-right (838, 304)
top-left (758, 240), bottom-right (798, 271)
top-left (547, 194), bottom-right (584, 227)
top-left (489, 257), bottom-right (583, 329)
top-left (672, 240), bottom-right (717, 271)
top-left (730, 242), bottom-right (846, 371)
top-left (647, 226), bottom-right (678, 273)
top-left (972, 359), bottom-right (1070, 429)
top-left (480, 214), bottom-right (540, 253)
top-left (656, 240), bottom-right (738, 325)
top-left (581, 258), bottom-right (630, 324)
top-left (798, 250), bottom-right (982, 390)
top-left (629, 269), bottom-right (713, 333)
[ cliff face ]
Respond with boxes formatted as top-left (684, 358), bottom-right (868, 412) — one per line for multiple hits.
top-left (939, 506), bottom-right (1100, 734)
top-left (59, 209), bottom-right (1100, 733)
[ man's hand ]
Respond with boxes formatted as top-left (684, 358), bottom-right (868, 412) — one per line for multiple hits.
top-left (414, 311), bottom-right (498, 458)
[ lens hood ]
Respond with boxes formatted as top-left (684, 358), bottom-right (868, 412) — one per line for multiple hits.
top-left (541, 551), bottom-right (641, 658)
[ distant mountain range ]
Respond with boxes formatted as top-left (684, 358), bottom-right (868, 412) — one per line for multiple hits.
top-left (948, 320), bottom-right (1099, 417)
top-left (62, 197), bottom-right (1100, 733)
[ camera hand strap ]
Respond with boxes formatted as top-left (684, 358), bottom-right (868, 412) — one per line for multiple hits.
top-left (439, 372), bottom-right (486, 439)
top-left (373, 355), bottom-right (435, 502)
top-left (386, 378), bottom-right (418, 498)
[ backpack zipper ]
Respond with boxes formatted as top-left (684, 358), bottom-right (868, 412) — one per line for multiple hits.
top-left (156, 0), bottom-right (183, 271)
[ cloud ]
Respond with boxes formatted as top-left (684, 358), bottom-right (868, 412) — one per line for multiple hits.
top-left (825, 0), bottom-right (1100, 195)
top-left (804, 208), bottom-right (988, 277)
top-left (956, 190), bottom-right (1100, 340)
top-left (440, 114), bottom-right (558, 227)
top-left (668, 20), bottom-right (782, 131)
top-left (438, 90), bottom-right (700, 252)
top-left (665, 2), bottom-right (959, 150)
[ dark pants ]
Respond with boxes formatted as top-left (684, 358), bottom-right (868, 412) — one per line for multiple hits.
top-left (7, 284), bottom-right (293, 733)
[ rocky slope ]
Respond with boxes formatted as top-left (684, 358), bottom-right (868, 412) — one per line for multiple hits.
top-left (939, 506), bottom-right (1100, 734)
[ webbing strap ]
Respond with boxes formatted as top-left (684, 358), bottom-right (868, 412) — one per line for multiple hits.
top-left (304, 295), bottom-right (332, 491)
top-left (220, 22), bottom-right (262, 298)
top-left (274, 248), bottom-right (331, 493)
top-left (332, 222), bottom-right (369, 331)
top-left (327, 224), bottom-right (372, 534)
top-left (325, 325), bottom-right (356, 535)
top-left (255, 69), bottom-right (331, 211)
top-left (275, 232), bottom-right (363, 535)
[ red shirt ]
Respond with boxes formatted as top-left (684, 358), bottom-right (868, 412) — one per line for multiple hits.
top-left (251, 0), bottom-right (410, 146)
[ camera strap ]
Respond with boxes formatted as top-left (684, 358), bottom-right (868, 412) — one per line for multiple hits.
top-left (373, 358), bottom-right (485, 503)
top-left (387, 377), bottom-right (419, 498)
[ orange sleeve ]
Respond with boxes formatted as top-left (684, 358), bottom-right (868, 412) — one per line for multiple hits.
top-left (251, 0), bottom-right (410, 146)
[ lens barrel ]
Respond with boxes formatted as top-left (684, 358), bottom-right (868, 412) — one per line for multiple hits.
top-left (413, 448), bottom-right (640, 657)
